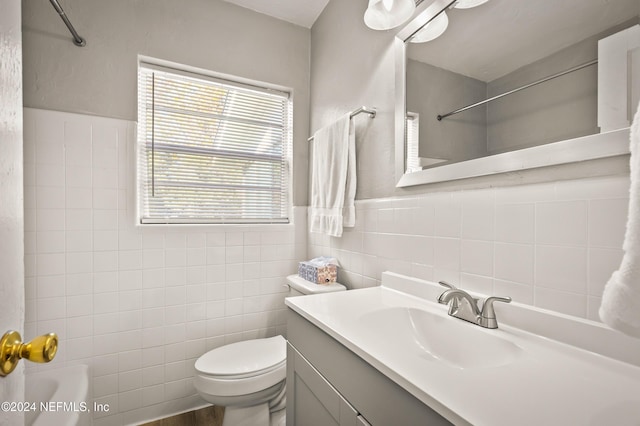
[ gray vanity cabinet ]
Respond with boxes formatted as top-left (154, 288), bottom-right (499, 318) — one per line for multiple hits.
top-left (286, 309), bottom-right (451, 426)
top-left (287, 343), bottom-right (364, 426)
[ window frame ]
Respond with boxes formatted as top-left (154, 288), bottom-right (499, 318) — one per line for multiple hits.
top-left (136, 58), bottom-right (293, 226)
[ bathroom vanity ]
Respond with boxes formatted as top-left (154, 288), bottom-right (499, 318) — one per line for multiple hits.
top-left (286, 309), bottom-right (449, 426)
top-left (285, 272), bottom-right (640, 426)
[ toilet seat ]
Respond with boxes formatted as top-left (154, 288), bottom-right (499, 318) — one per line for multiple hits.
top-left (194, 336), bottom-right (287, 398)
top-left (195, 335), bottom-right (286, 377)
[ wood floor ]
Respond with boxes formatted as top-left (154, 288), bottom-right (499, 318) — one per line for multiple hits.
top-left (140, 405), bottom-right (224, 426)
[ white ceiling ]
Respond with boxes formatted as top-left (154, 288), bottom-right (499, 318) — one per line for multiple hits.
top-left (222, 0), bottom-right (331, 28)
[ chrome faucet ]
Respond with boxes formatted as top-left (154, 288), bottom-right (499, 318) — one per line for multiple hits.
top-left (437, 281), bottom-right (511, 329)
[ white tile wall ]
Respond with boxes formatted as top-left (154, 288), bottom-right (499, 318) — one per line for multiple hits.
top-left (23, 108), bottom-right (306, 425)
top-left (23, 108), bottom-right (631, 424)
top-left (309, 175), bottom-right (629, 322)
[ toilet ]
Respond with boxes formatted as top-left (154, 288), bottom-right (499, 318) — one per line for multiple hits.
top-left (194, 274), bottom-right (347, 426)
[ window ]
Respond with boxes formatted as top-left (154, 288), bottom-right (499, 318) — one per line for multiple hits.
top-left (137, 61), bottom-right (292, 224)
top-left (406, 112), bottom-right (421, 173)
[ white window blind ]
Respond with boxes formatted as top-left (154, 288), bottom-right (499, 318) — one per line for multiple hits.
top-left (137, 62), bottom-right (292, 224)
top-left (406, 112), bottom-right (421, 173)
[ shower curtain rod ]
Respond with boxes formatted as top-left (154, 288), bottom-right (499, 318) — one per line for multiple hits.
top-left (49, 0), bottom-right (86, 47)
top-left (307, 106), bottom-right (377, 141)
top-left (437, 59), bottom-right (598, 121)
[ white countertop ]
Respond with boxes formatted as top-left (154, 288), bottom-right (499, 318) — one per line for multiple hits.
top-left (285, 272), bottom-right (640, 426)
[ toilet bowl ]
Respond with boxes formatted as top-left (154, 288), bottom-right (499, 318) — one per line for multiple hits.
top-left (194, 274), bottom-right (346, 426)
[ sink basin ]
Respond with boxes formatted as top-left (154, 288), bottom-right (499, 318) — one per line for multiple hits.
top-left (359, 307), bottom-right (523, 369)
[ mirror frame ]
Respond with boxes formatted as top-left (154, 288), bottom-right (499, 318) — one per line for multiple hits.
top-left (394, 0), bottom-right (632, 188)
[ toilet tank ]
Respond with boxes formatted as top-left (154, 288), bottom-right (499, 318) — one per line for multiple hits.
top-left (286, 274), bottom-right (346, 297)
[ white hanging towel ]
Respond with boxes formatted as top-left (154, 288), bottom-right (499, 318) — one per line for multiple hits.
top-left (309, 113), bottom-right (356, 237)
top-left (600, 100), bottom-right (640, 338)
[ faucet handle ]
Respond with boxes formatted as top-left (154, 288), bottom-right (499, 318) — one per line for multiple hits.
top-left (438, 281), bottom-right (457, 290)
top-left (481, 296), bottom-right (512, 320)
top-left (437, 281), bottom-right (457, 306)
top-left (478, 296), bottom-right (511, 329)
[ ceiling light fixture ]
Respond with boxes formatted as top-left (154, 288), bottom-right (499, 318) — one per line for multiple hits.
top-left (364, 0), bottom-right (416, 30)
top-left (409, 11), bottom-right (448, 43)
top-left (452, 0), bottom-right (490, 9)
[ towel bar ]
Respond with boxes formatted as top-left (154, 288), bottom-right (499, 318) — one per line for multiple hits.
top-left (308, 106), bottom-right (376, 141)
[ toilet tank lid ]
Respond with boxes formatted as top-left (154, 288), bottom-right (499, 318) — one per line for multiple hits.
top-left (286, 274), bottom-right (346, 294)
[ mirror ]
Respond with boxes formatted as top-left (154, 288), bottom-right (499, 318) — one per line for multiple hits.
top-left (395, 0), bottom-right (639, 187)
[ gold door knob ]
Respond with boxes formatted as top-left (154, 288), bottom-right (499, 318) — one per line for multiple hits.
top-left (0, 331), bottom-right (58, 376)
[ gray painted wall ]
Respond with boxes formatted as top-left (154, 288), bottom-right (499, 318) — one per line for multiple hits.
top-left (486, 32), bottom-right (599, 154)
top-left (310, 0), bottom-right (398, 200)
top-left (486, 20), bottom-right (639, 155)
top-left (22, 0), bottom-right (310, 206)
top-left (406, 59), bottom-right (487, 164)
